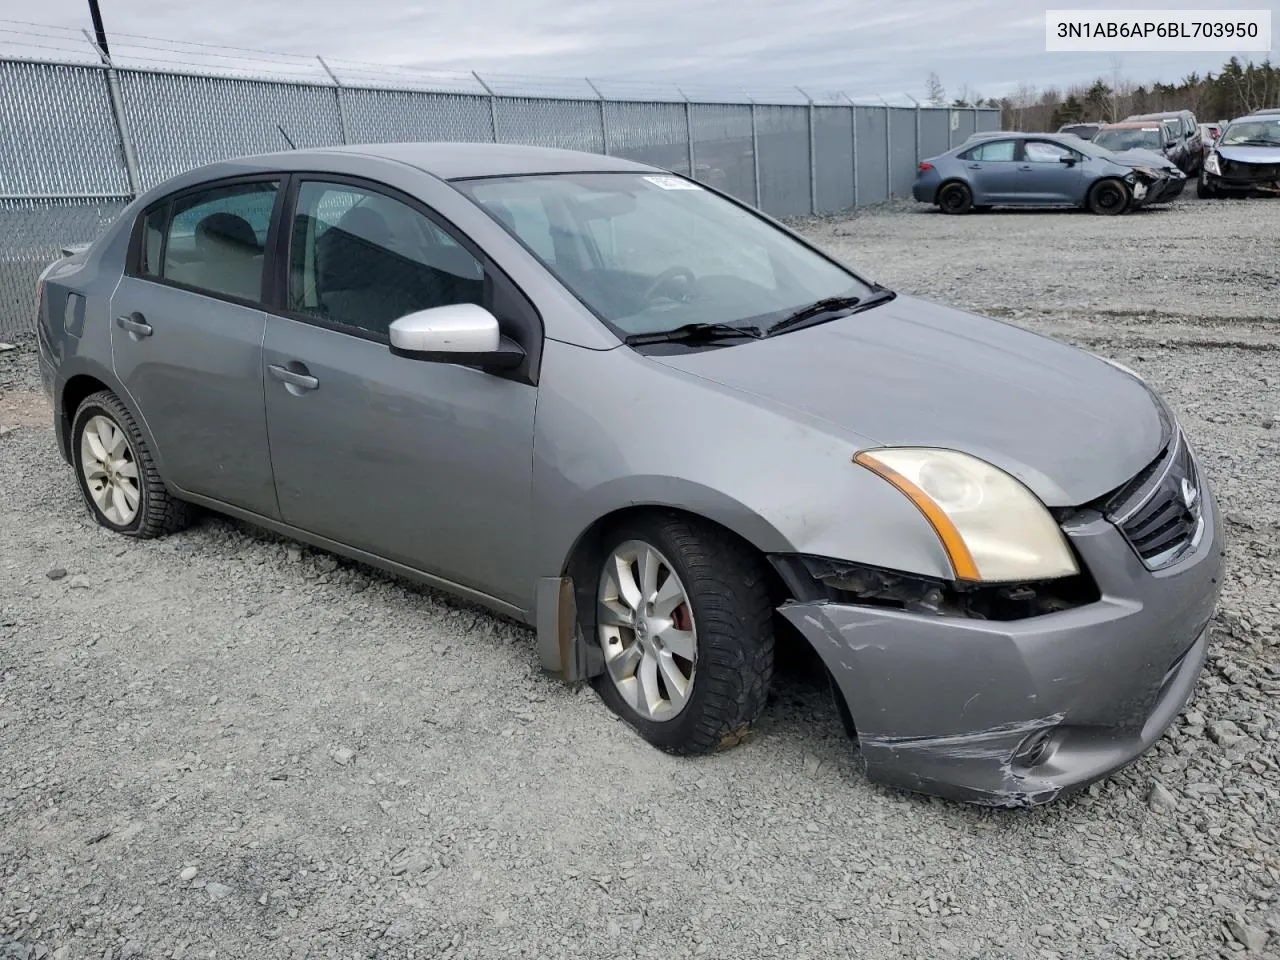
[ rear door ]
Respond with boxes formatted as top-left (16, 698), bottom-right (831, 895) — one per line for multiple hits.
top-left (959, 139), bottom-right (1020, 203)
top-left (109, 176), bottom-right (282, 518)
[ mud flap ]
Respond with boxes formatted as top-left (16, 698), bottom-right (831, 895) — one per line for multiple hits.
top-left (535, 576), bottom-right (604, 683)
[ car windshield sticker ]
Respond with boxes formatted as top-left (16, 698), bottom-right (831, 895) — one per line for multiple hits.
top-left (643, 175), bottom-right (702, 190)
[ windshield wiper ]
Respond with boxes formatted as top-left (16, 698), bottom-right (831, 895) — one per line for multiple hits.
top-left (765, 288), bottom-right (896, 336)
top-left (623, 322), bottom-right (764, 346)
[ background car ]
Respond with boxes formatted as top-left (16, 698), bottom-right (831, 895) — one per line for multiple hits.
top-left (1199, 112), bottom-right (1280, 197)
top-left (33, 142), bottom-right (1223, 808)
top-left (1124, 110), bottom-right (1203, 174)
top-left (1093, 121), bottom-right (1195, 175)
top-left (914, 132), bottom-right (1178, 214)
top-left (1056, 122), bottom-right (1103, 141)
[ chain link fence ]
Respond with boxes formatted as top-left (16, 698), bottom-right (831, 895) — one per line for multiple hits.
top-left (0, 53), bottom-right (999, 337)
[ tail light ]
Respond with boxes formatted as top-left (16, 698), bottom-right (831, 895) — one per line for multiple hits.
top-left (917, 162), bottom-right (934, 174)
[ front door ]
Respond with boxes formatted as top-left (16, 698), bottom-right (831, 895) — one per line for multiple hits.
top-left (262, 178), bottom-right (538, 608)
top-left (1016, 140), bottom-right (1082, 204)
top-left (109, 177), bottom-right (282, 518)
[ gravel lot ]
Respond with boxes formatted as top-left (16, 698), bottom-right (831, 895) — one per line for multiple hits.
top-left (2, 194), bottom-right (1278, 960)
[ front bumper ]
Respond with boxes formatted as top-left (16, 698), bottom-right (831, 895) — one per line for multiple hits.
top-left (779, 483), bottom-right (1224, 808)
top-left (1203, 169), bottom-right (1280, 195)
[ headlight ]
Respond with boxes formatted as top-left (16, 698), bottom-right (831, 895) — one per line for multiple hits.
top-left (854, 449), bottom-right (1079, 583)
top-left (1132, 165), bottom-right (1159, 179)
top-left (1204, 152), bottom-right (1221, 176)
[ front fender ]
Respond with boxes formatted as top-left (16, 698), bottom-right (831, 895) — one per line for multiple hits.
top-left (532, 339), bottom-right (955, 589)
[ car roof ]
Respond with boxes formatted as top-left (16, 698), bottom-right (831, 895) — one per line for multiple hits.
top-left (1230, 112), bottom-right (1280, 122)
top-left (1097, 122), bottom-right (1164, 130)
top-left (1125, 111), bottom-right (1190, 119)
top-left (189, 142), bottom-right (660, 183)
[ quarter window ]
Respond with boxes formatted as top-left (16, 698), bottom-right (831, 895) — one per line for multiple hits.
top-left (155, 181), bottom-right (278, 301)
top-left (289, 181), bottom-right (485, 338)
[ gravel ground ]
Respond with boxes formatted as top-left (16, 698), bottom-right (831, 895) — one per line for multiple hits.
top-left (2, 194), bottom-right (1279, 960)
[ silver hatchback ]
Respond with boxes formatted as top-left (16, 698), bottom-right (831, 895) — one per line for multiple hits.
top-left (35, 143), bottom-right (1223, 807)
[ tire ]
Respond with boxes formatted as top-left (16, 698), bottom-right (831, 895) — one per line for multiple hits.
top-left (70, 390), bottom-right (193, 538)
top-left (587, 512), bottom-right (775, 755)
top-left (937, 182), bottom-right (973, 215)
top-left (1087, 178), bottom-right (1130, 215)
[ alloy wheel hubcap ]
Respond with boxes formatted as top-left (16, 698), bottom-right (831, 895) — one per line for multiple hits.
top-left (597, 540), bottom-right (697, 721)
top-left (80, 415), bottom-right (141, 525)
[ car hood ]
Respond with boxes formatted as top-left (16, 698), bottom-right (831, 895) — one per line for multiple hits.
top-left (649, 295), bottom-right (1171, 507)
top-left (1108, 148), bottom-right (1180, 171)
top-left (1215, 144), bottom-right (1280, 163)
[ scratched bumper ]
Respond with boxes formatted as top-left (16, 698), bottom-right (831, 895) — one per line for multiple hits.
top-left (779, 488), bottom-right (1225, 808)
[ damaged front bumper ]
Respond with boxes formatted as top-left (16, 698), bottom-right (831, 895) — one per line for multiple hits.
top-left (776, 490), bottom-right (1224, 808)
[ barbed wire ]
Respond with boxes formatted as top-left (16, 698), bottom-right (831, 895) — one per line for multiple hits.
top-left (0, 18), bottom-right (989, 107)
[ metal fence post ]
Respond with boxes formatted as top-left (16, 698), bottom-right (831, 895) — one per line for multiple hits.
top-left (316, 56), bottom-right (349, 145)
top-left (585, 78), bottom-right (609, 155)
top-left (677, 87), bottom-right (696, 179)
top-left (83, 29), bottom-right (140, 195)
top-left (843, 94), bottom-right (858, 210)
top-left (973, 105), bottom-right (980, 136)
top-left (748, 96), bottom-right (762, 209)
top-left (883, 102), bottom-right (892, 199)
top-left (906, 94), bottom-right (921, 166)
top-left (473, 72), bottom-right (500, 142)
top-left (797, 87), bottom-right (817, 214)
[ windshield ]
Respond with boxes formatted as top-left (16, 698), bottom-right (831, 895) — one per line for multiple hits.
top-left (455, 172), bottom-right (867, 338)
top-left (1220, 119), bottom-right (1280, 146)
top-left (1093, 128), bottom-right (1162, 151)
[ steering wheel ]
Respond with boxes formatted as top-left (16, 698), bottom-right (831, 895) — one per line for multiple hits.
top-left (643, 266), bottom-right (697, 302)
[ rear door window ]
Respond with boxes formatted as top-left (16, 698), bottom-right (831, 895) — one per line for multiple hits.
top-left (157, 181), bottom-right (279, 302)
top-left (962, 140), bottom-right (1016, 161)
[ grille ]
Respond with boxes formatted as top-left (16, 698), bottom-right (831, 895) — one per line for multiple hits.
top-left (1220, 157), bottom-right (1280, 180)
top-left (1105, 430), bottom-right (1205, 570)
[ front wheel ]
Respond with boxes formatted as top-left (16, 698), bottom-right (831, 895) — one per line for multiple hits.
top-left (589, 513), bottom-right (775, 755)
top-left (1087, 178), bottom-right (1130, 215)
top-left (937, 182), bottom-right (973, 215)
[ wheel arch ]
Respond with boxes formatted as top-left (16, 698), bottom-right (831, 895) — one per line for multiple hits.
top-left (56, 360), bottom-right (166, 476)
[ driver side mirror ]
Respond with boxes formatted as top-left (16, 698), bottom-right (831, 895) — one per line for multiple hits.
top-left (1058, 155), bottom-right (1078, 166)
top-left (389, 303), bottom-right (525, 370)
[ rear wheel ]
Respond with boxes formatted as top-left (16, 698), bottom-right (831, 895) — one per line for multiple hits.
top-left (937, 182), bottom-right (973, 215)
top-left (70, 390), bottom-right (193, 538)
top-left (588, 513), bottom-right (774, 755)
top-left (1087, 179), bottom-right (1129, 215)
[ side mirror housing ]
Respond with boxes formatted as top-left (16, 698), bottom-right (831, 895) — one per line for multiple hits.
top-left (388, 303), bottom-right (525, 370)
top-left (1058, 155), bottom-right (1077, 166)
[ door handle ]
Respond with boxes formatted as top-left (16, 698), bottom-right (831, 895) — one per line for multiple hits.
top-left (116, 315), bottom-right (152, 337)
top-left (268, 363), bottom-right (319, 391)
top-left (1017, 165), bottom-right (1033, 171)
top-left (966, 163), bottom-right (982, 169)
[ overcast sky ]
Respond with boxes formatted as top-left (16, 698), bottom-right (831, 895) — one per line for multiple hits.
top-left (3, 0), bottom-right (1277, 100)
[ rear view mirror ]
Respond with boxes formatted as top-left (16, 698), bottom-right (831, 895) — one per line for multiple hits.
top-left (389, 303), bottom-right (525, 370)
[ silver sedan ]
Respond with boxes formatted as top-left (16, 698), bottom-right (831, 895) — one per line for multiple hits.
top-left (35, 143), bottom-right (1223, 806)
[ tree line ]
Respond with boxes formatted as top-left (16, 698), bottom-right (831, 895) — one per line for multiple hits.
top-left (925, 57), bottom-right (1279, 131)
